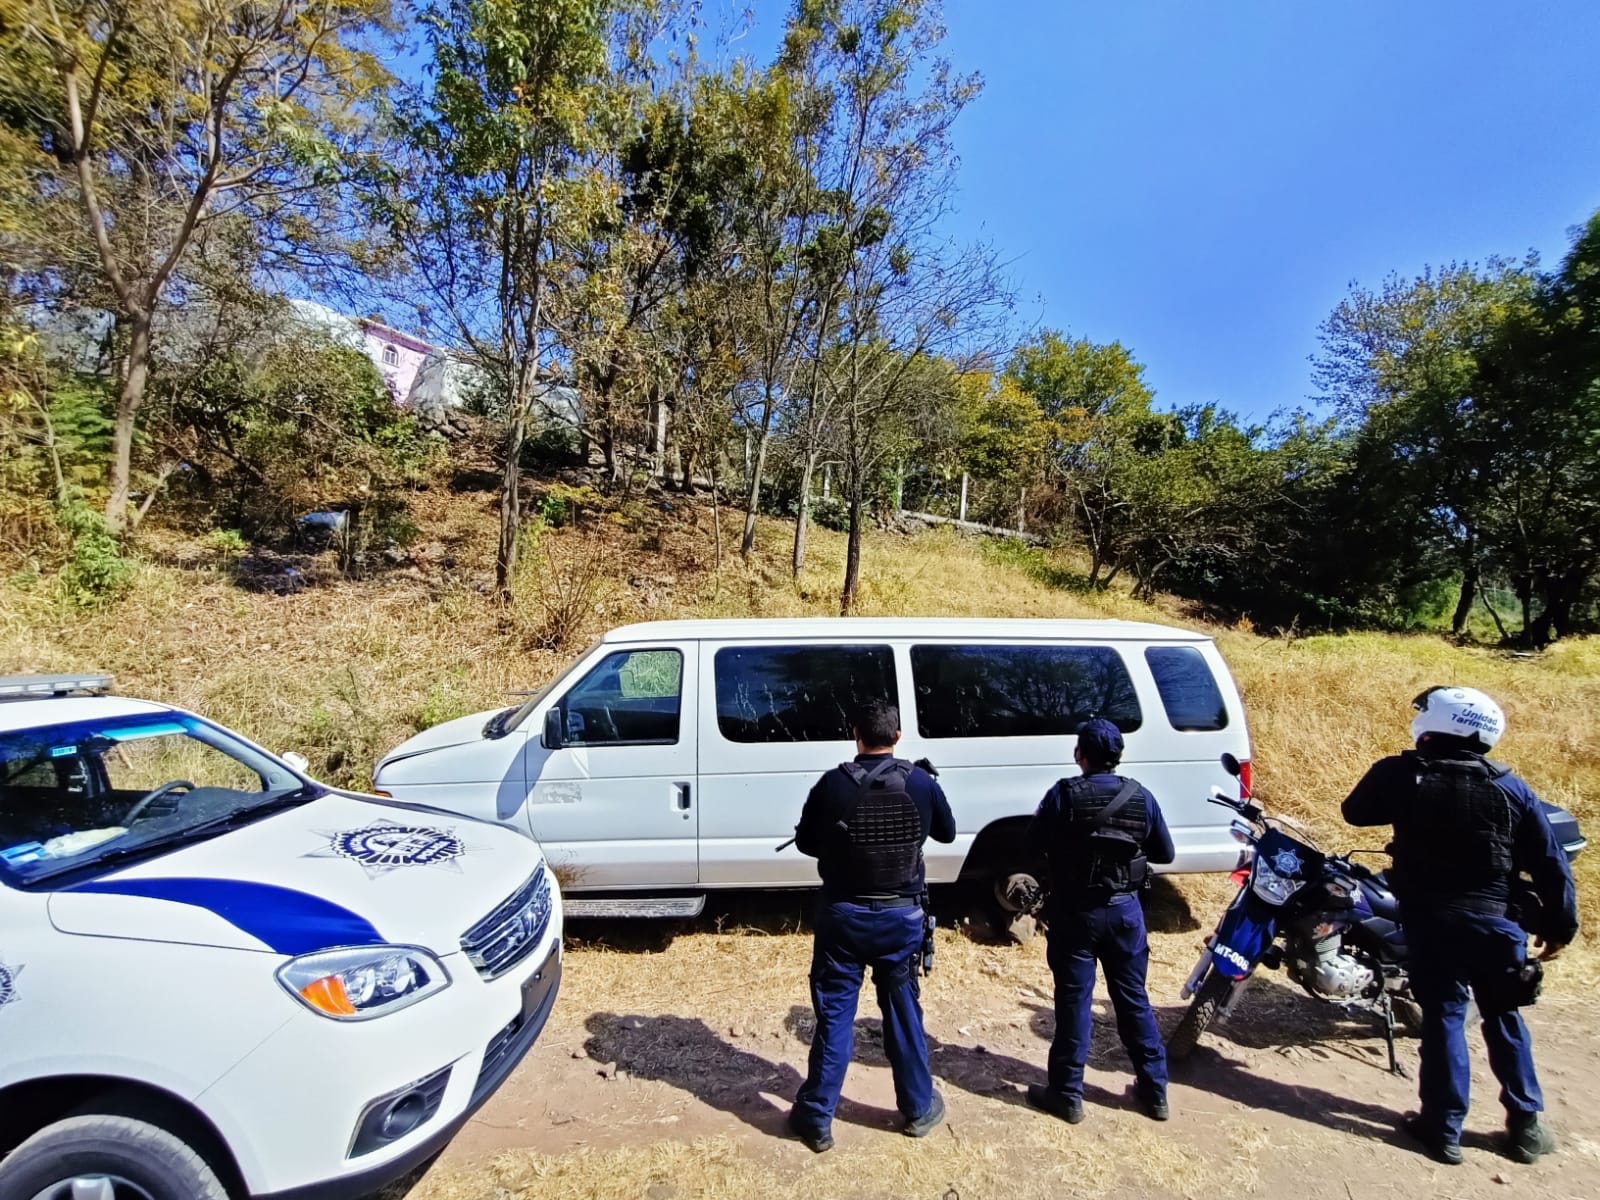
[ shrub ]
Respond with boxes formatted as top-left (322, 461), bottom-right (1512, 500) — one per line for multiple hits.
top-left (55, 500), bottom-right (132, 607)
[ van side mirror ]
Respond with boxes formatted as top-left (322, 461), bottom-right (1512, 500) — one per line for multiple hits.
top-left (283, 751), bottom-right (310, 774)
top-left (543, 708), bottom-right (565, 750)
top-left (1220, 752), bottom-right (1241, 778)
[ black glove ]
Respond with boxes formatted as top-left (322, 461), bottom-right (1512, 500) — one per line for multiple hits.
top-left (913, 756), bottom-right (939, 778)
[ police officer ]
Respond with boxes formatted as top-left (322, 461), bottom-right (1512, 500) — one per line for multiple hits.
top-left (1025, 718), bottom-right (1174, 1124)
top-left (787, 699), bottom-right (956, 1153)
top-left (1343, 686), bottom-right (1578, 1167)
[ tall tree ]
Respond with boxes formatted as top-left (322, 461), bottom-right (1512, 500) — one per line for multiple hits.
top-left (1315, 262), bottom-right (1539, 635)
top-left (773, 0), bottom-right (1005, 607)
top-left (2, 0), bottom-right (397, 533)
top-left (1005, 331), bottom-right (1160, 586)
top-left (395, 0), bottom-right (621, 598)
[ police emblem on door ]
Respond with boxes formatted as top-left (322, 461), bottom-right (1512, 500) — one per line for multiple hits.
top-left (309, 822), bottom-right (469, 877)
top-left (0, 958), bottom-right (21, 1008)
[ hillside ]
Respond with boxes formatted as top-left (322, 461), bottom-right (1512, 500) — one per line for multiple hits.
top-left (2, 479), bottom-right (1595, 975)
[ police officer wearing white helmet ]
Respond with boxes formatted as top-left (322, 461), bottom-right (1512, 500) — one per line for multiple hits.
top-left (1343, 687), bottom-right (1578, 1168)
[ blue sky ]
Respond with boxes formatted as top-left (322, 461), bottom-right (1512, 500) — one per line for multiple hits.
top-left (713, 0), bottom-right (1600, 420)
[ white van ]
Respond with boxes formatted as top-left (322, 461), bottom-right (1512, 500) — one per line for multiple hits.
top-left (0, 674), bottom-right (562, 1200)
top-left (374, 618), bottom-right (1252, 920)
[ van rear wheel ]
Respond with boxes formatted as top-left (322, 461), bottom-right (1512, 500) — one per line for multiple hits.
top-left (0, 1115), bottom-right (228, 1200)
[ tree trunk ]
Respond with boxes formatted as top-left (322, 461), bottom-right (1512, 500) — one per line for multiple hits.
top-left (792, 451), bottom-right (817, 578)
top-left (1450, 531), bottom-right (1478, 636)
top-left (711, 458), bottom-right (723, 583)
top-left (495, 406), bottom-right (528, 601)
top-left (1451, 571), bottom-right (1478, 637)
top-left (840, 481), bottom-right (864, 614)
top-left (602, 426), bottom-right (619, 483)
top-left (104, 313), bottom-right (152, 535)
top-left (740, 424), bottom-right (772, 558)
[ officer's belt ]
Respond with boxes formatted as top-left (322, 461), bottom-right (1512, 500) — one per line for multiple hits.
top-left (826, 893), bottom-right (921, 910)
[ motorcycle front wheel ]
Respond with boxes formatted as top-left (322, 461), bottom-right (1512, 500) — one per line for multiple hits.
top-left (1167, 971), bottom-right (1233, 1060)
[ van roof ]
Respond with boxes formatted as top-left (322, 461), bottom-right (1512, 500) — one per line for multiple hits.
top-left (601, 617), bottom-right (1213, 644)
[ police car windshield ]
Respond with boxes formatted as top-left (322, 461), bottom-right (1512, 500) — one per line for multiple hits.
top-left (0, 712), bottom-right (313, 885)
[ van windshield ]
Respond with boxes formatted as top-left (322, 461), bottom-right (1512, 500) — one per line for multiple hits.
top-left (0, 712), bottom-right (315, 886)
top-left (496, 639), bottom-right (603, 737)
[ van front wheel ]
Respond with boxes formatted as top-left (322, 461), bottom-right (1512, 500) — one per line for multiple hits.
top-left (0, 1115), bottom-right (228, 1200)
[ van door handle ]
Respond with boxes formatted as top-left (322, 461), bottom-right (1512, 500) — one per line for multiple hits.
top-left (674, 781), bottom-right (692, 814)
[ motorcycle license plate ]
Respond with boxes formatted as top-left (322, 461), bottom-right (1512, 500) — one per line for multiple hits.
top-left (1211, 909), bottom-right (1275, 979)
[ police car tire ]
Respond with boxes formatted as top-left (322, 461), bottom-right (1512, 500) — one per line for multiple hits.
top-left (0, 1114), bottom-right (229, 1200)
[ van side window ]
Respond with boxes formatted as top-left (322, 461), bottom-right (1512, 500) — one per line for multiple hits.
top-left (714, 644), bottom-right (897, 743)
top-left (1145, 646), bottom-right (1229, 731)
top-left (558, 648), bottom-right (683, 746)
top-left (910, 644), bottom-right (1142, 738)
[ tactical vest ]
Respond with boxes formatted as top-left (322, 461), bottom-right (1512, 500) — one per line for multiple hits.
top-left (1055, 775), bottom-right (1150, 895)
top-left (1391, 752), bottom-right (1515, 902)
top-left (838, 757), bottom-right (924, 896)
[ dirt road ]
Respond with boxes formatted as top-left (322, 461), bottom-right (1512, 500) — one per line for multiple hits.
top-left (405, 888), bottom-right (1600, 1200)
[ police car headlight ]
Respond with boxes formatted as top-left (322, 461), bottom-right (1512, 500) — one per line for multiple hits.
top-left (277, 946), bottom-right (450, 1021)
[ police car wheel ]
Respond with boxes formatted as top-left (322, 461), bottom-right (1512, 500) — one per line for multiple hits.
top-left (0, 1115), bottom-right (228, 1200)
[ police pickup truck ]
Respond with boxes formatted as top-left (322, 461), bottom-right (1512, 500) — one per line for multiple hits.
top-left (0, 674), bottom-right (561, 1199)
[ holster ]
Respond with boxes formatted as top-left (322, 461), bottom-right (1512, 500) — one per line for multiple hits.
top-left (1478, 958), bottom-right (1544, 1012)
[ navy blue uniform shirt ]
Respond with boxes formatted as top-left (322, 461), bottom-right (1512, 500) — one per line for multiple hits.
top-left (1343, 749), bottom-right (1578, 941)
top-left (795, 753), bottom-right (957, 898)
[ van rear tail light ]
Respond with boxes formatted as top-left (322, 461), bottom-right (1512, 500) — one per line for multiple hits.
top-left (1238, 759), bottom-right (1253, 799)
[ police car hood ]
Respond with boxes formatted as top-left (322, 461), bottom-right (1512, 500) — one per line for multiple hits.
top-left (48, 792), bottom-right (544, 956)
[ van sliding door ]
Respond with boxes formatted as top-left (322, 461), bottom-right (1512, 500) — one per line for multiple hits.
top-left (696, 642), bottom-right (898, 887)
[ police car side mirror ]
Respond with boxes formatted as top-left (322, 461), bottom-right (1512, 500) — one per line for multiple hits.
top-left (542, 708), bottom-right (565, 750)
top-left (1220, 753), bottom-right (1242, 778)
top-left (283, 751), bottom-right (310, 774)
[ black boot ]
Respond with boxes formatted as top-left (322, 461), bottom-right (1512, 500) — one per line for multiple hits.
top-left (1026, 1083), bottom-right (1084, 1125)
top-left (1402, 1113), bottom-right (1462, 1166)
top-left (1506, 1115), bottom-right (1556, 1164)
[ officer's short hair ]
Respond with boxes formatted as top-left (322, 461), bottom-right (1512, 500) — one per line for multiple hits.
top-left (851, 699), bottom-right (901, 748)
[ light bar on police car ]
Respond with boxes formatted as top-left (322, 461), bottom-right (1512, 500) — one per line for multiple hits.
top-left (0, 673), bottom-right (114, 698)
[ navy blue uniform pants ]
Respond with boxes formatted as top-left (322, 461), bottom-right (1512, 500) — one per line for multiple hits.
top-left (792, 899), bottom-right (934, 1135)
top-left (1044, 892), bottom-right (1168, 1102)
top-left (1407, 912), bottom-right (1543, 1141)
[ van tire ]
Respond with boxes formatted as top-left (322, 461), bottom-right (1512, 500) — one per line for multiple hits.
top-left (0, 1114), bottom-right (229, 1200)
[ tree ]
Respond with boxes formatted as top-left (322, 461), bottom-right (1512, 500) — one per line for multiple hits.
top-left (772, 0), bottom-right (1006, 608)
top-left (1314, 261), bottom-right (1539, 634)
top-left (2, 0), bottom-right (397, 534)
top-left (1005, 331), bottom-right (1161, 585)
top-left (1475, 212), bottom-right (1600, 643)
top-left (394, 0), bottom-right (620, 598)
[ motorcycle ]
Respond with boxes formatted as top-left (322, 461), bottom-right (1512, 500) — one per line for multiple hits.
top-left (1168, 753), bottom-right (1422, 1075)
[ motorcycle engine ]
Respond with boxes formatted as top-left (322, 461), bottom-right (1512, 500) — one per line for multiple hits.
top-left (1287, 937), bottom-right (1377, 1000)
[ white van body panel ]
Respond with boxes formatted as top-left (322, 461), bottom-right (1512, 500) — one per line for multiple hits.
top-left (375, 618), bottom-right (1254, 893)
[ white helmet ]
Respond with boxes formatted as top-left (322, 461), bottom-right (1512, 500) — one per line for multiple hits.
top-left (1410, 686), bottom-right (1505, 750)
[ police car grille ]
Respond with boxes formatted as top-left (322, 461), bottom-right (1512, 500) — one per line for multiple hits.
top-left (461, 866), bottom-right (551, 979)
